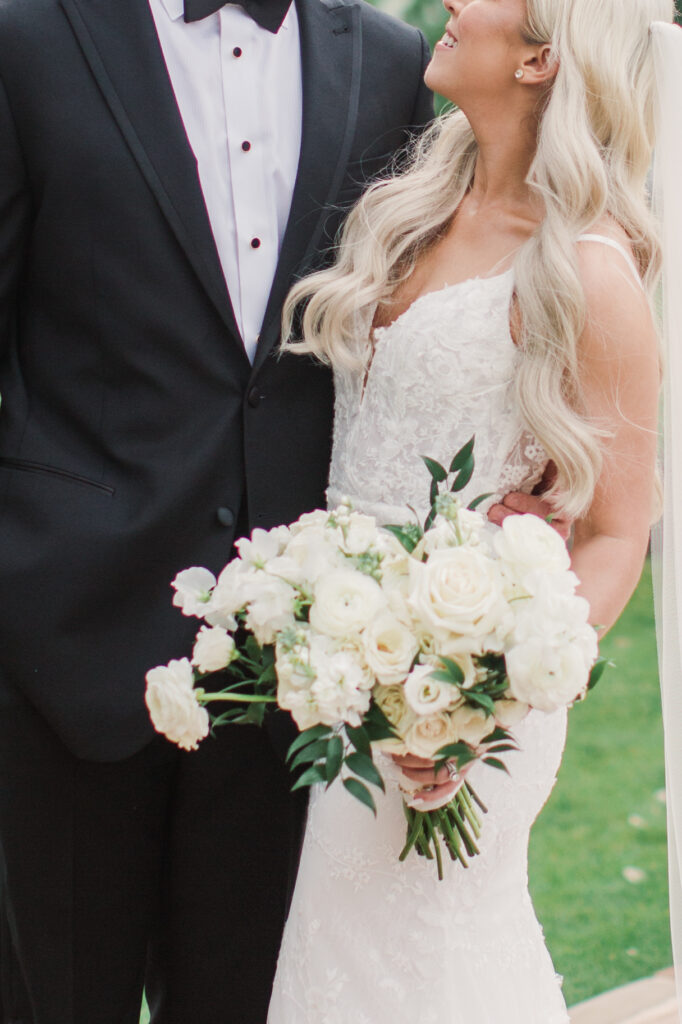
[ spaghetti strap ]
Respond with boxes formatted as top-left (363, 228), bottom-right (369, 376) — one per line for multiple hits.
top-left (576, 233), bottom-right (644, 290)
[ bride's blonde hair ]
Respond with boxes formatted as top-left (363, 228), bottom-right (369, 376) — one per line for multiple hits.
top-left (282, 0), bottom-right (674, 518)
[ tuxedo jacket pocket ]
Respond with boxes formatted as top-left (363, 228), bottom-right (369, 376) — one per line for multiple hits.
top-left (0, 456), bottom-right (115, 496)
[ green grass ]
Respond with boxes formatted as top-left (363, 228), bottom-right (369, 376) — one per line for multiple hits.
top-left (140, 564), bottom-right (670, 1021)
top-left (529, 559), bottom-right (672, 1007)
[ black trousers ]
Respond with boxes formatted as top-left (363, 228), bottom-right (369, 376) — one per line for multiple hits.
top-left (0, 688), bottom-right (306, 1024)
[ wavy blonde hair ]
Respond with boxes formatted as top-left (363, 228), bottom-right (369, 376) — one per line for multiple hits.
top-left (282, 0), bottom-right (674, 518)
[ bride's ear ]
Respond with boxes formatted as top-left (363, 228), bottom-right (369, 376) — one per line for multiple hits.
top-left (518, 44), bottom-right (559, 86)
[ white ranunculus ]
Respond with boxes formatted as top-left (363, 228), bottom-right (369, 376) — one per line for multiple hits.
top-left (145, 658), bottom-right (210, 751)
top-left (408, 547), bottom-right (508, 644)
top-left (363, 611), bottom-right (418, 686)
top-left (235, 525), bottom-right (290, 569)
top-left (191, 625), bottom-right (237, 674)
top-left (493, 697), bottom-right (530, 729)
top-left (172, 567), bottom-right (216, 618)
top-left (404, 712), bottom-right (455, 759)
top-left (506, 638), bottom-right (590, 711)
top-left (449, 704), bottom-right (494, 746)
top-left (494, 513), bottom-right (571, 585)
top-left (403, 663), bottom-right (459, 717)
top-left (243, 576), bottom-right (297, 646)
top-left (309, 569), bottom-right (387, 639)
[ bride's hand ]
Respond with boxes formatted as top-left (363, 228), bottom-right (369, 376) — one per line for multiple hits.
top-left (391, 753), bottom-right (459, 809)
top-left (488, 463), bottom-right (572, 541)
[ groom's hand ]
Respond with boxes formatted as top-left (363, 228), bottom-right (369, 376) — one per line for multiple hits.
top-left (488, 462), bottom-right (572, 542)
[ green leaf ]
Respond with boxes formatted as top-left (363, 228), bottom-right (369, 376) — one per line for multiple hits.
top-left (363, 702), bottom-right (398, 742)
top-left (383, 524), bottom-right (420, 554)
top-left (290, 738), bottom-right (331, 772)
top-left (482, 726), bottom-right (511, 744)
top-left (483, 756), bottom-right (510, 774)
top-left (434, 741), bottom-right (476, 763)
top-left (422, 456), bottom-right (448, 482)
top-left (244, 702), bottom-right (266, 727)
top-left (325, 734), bottom-right (344, 785)
top-left (291, 763), bottom-right (328, 791)
top-left (429, 479), bottom-right (439, 508)
top-left (244, 635), bottom-right (262, 663)
top-left (343, 777), bottom-right (377, 815)
top-left (588, 656), bottom-right (612, 691)
top-left (467, 492), bottom-right (495, 511)
top-left (462, 690), bottom-right (495, 715)
top-left (449, 436), bottom-right (475, 473)
top-left (438, 656), bottom-right (465, 685)
top-left (346, 751), bottom-right (385, 792)
top-left (346, 724), bottom-right (371, 757)
top-left (285, 724), bottom-right (330, 763)
top-left (451, 455), bottom-right (475, 492)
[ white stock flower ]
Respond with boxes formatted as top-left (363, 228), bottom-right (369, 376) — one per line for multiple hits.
top-left (341, 512), bottom-right (379, 555)
top-left (403, 663), bottom-right (458, 717)
top-left (404, 712), bottom-right (454, 759)
top-left (494, 698), bottom-right (530, 729)
top-left (235, 526), bottom-right (290, 569)
top-left (191, 625), bottom-right (237, 674)
top-left (171, 567), bottom-right (216, 618)
top-left (449, 704), bottom-right (494, 746)
top-left (244, 576), bottom-right (297, 646)
top-left (309, 568), bottom-right (386, 639)
top-left (506, 638), bottom-right (590, 711)
top-left (408, 547), bottom-right (508, 648)
top-left (310, 649), bottom-right (372, 727)
top-left (363, 611), bottom-right (419, 685)
top-left (203, 559), bottom-right (255, 629)
top-left (145, 658), bottom-right (210, 751)
top-left (280, 528), bottom-right (342, 585)
top-left (494, 513), bottom-right (570, 586)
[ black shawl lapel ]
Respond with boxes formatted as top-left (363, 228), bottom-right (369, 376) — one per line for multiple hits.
top-left (60, 0), bottom-right (246, 355)
top-left (251, 0), bottom-right (362, 377)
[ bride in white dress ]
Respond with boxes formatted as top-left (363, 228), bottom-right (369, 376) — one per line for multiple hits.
top-left (268, 0), bottom-right (670, 1020)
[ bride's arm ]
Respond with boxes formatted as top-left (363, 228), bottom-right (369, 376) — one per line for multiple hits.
top-left (569, 242), bottom-right (660, 636)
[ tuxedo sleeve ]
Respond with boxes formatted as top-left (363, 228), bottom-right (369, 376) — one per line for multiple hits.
top-left (0, 71), bottom-right (30, 364)
top-left (409, 30), bottom-right (436, 131)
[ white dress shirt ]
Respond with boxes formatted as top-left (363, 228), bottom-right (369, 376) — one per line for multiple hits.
top-left (148, 0), bottom-right (303, 362)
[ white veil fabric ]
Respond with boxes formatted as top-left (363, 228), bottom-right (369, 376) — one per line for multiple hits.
top-left (650, 20), bottom-right (682, 1018)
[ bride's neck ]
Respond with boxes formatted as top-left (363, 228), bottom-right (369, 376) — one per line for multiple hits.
top-left (467, 116), bottom-right (539, 215)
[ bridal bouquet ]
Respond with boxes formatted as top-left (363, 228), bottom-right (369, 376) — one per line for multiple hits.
top-left (146, 439), bottom-right (605, 878)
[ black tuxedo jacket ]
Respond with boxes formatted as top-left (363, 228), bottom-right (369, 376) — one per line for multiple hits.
top-left (0, 0), bottom-right (433, 761)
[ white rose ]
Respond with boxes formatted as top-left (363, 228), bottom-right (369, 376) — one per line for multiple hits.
top-left (403, 663), bottom-right (459, 717)
top-left (191, 625), bottom-right (237, 674)
top-left (363, 611), bottom-right (418, 685)
top-left (404, 712), bottom-right (454, 759)
top-left (449, 704), bottom-right (494, 746)
top-left (172, 567), bottom-right (216, 618)
top-left (493, 697), bottom-right (530, 729)
top-left (145, 658), bottom-right (210, 751)
top-left (506, 638), bottom-right (590, 711)
top-left (408, 547), bottom-right (508, 643)
top-left (244, 576), bottom-right (297, 646)
top-left (310, 569), bottom-right (387, 638)
top-left (494, 513), bottom-right (570, 585)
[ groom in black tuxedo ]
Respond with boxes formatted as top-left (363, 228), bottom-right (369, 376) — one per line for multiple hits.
top-left (0, 0), bottom-right (432, 1020)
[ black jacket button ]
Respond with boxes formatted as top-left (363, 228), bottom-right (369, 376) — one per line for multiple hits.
top-left (216, 507), bottom-right (235, 528)
top-left (247, 387), bottom-right (261, 408)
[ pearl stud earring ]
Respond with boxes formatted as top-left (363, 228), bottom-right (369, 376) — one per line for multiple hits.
top-left (514, 69), bottom-right (524, 80)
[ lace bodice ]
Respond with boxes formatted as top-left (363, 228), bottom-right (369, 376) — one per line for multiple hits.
top-left (327, 270), bottom-right (547, 523)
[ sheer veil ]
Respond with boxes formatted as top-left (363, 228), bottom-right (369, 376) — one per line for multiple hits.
top-left (650, 20), bottom-right (682, 1018)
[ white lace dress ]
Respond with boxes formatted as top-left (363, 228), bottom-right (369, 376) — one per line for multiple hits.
top-left (267, 270), bottom-right (570, 1024)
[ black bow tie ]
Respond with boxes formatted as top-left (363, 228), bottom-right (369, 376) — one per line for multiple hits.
top-left (184, 0), bottom-right (290, 33)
